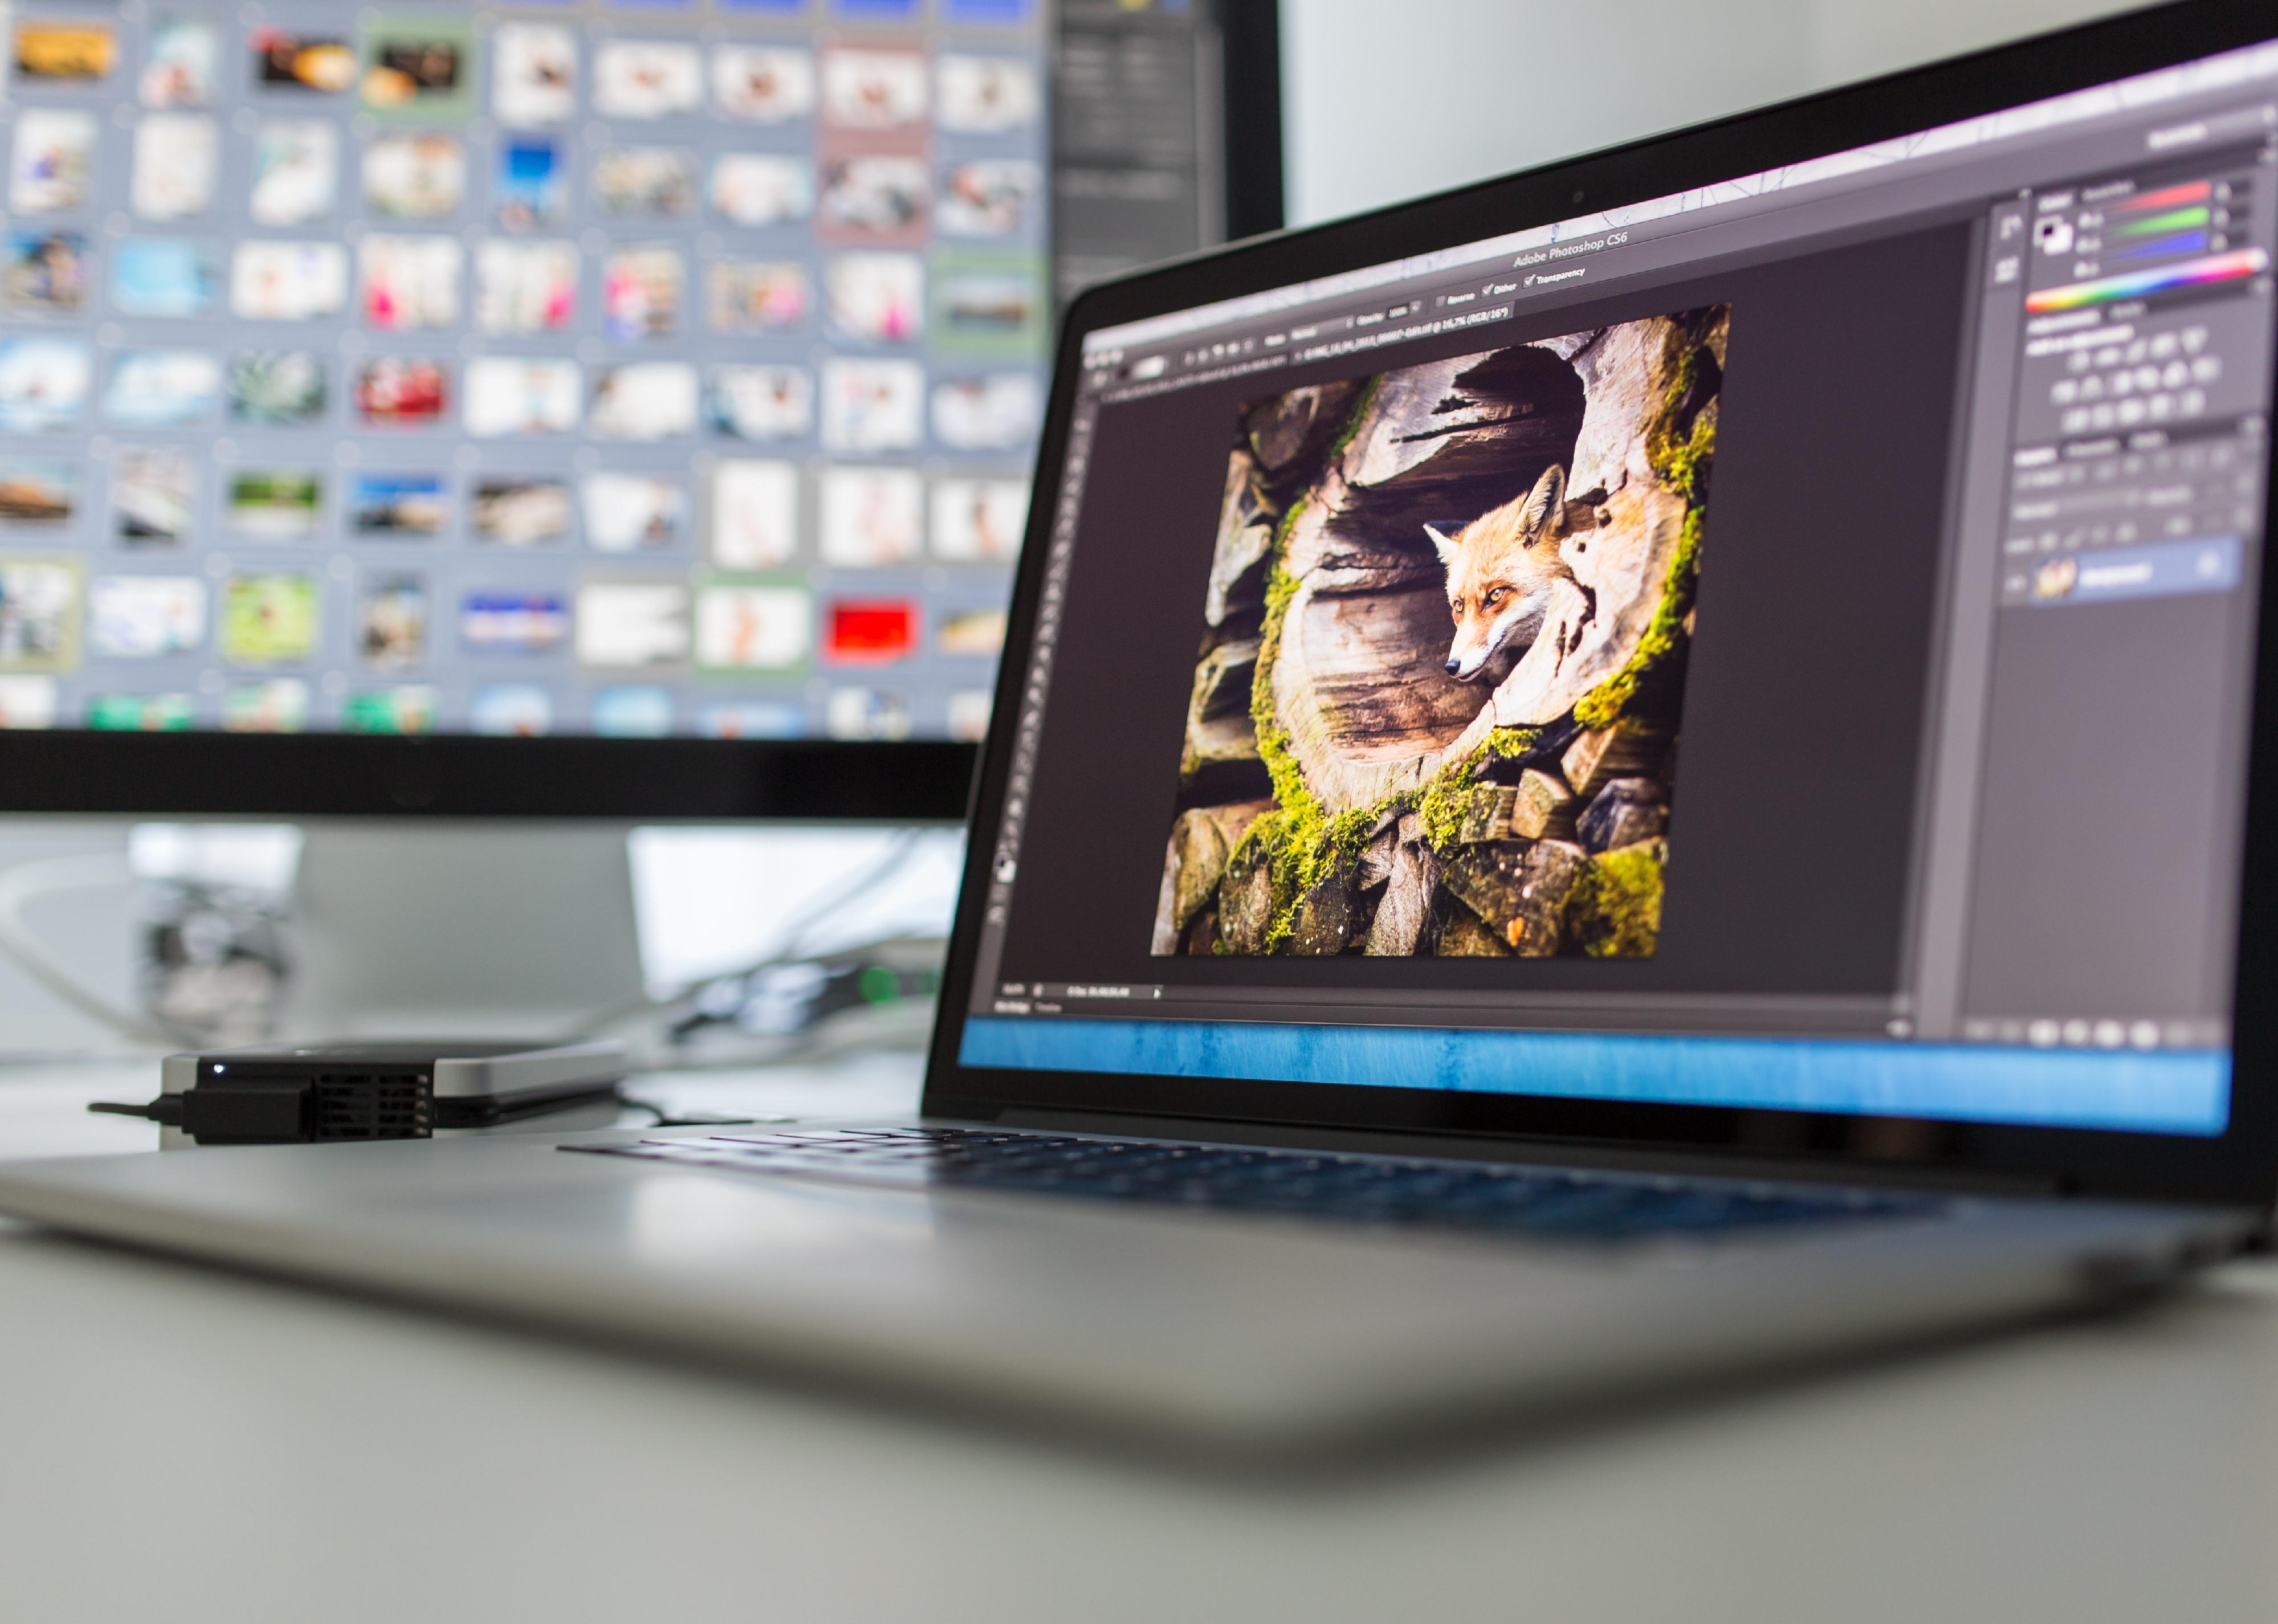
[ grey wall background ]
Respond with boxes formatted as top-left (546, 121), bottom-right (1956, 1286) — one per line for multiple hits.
top-left (1280, 0), bottom-right (2143, 227)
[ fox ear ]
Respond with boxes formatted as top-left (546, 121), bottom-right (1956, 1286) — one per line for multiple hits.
top-left (1424, 523), bottom-right (1458, 566)
top-left (1518, 464), bottom-right (1567, 545)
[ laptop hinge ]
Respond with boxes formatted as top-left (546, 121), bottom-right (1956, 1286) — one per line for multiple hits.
top-left (978, 1105), bottom-right (2066, 1198)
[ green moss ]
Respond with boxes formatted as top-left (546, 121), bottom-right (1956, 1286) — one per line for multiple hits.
top-left (1643, 317), bottom-right (1720, 505)
top-left (1325, 374), bottom-right (1382, 466)
top-left (1234, 377), bottom-right (1559, 945)
top-left (1564, 843), bottom-right (1665, 957)
top-left (1572, 504), bottom-right (1705, 732)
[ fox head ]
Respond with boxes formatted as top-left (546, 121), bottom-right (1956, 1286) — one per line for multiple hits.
top-left (1427, 463), bottom-right (1577, 683)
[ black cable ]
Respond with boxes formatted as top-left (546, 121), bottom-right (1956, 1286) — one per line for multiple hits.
top-left (89, 1096), bottom-right (184, 1126)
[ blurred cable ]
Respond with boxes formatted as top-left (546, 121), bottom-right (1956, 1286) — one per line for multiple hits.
top-left (564, 829), bottom-right (931, 1048)
top-left (0, 851), bottom-right (181, 1047)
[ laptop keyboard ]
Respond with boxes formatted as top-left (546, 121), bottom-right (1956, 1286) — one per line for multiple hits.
top-left (567, 1128), bottom-right (1938, 1245)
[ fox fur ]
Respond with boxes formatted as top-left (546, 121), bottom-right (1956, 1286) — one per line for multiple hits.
top-left (1427, 463), bottom-right (1595, 683)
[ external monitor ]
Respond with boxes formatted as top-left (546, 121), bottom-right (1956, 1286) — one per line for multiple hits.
top-left (0, 1), bottom-right (1282, 1035)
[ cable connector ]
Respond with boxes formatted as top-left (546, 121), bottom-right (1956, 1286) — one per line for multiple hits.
top-left (91, 1077), bottom-right (311, 1144)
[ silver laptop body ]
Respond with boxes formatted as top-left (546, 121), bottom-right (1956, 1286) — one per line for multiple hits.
top-left (5, 0), bottom-right (2277, 1451)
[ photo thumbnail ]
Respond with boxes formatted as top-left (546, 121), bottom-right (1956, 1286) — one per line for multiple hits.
top-left (594, 39), bottom-right (701, 120)
top-left (472, 476), bottom-right (572, 547)
top-left (249, 121), bottom-right (335, 226)
top-left (936, 55), bottom-right (1039, 132)
top-left (710, 153), bottom-right (811, 227)
top-left (492, 23), bottom-right (577, 127)
top-left (364, 133), bottom-right (464, 218)
top-left (821, 49), bottom-right (926, 130)
top-left (707, 260), bottom-right (809, 333)
top-left (2, 231), bottom-right (88, 315)
top-left (140, 18), bottom-right (215, 108)
top-left (581, 473), bottom-right (687, 553)
top-left (0, 459), bottom-right (74, 527)
top-left (1152, 308), bottom-right (1728, 961)
top-left (132, 114), bottom-right (217, 220)
top-left (713, 46), bottom-right (813, 123)
top-left (112, 448), bottom-right (194, 544)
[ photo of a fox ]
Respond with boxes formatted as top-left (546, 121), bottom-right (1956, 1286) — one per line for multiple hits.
top-left (1428, 462), bottom-right (1601, 683)
top-left (1156, 305), bottom-right (1723, 961)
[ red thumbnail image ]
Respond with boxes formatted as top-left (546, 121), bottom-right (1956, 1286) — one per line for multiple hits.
top-left (356, 357), bottom-right (448, 425)
top-left (825, 599), bottom-right (916, 663)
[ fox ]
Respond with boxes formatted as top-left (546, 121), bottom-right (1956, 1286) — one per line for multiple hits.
top-left (1427, 463), bottom-right (1599, 683)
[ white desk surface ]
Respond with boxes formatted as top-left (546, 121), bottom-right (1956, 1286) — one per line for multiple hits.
top-left (3, 1055), bottom-right (2277, 1624)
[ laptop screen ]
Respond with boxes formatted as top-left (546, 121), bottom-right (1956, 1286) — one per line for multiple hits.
top-left (956, 31), bottom-right (2278, 1138)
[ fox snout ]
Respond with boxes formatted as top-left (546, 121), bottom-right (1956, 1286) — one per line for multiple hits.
top-left (1429, 463), bottom-right (1579, 685)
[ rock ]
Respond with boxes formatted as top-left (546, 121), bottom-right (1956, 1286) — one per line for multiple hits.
top-left (1508, 767), bottom-right (1576, 840)
top-left (1205, 452), bottom-right (1275, 628)
top-left (1181, 638), bottom-right (1260, 778)
top-left (1576, 777), bottom-right (1667, 854)
top-left (1445, 839), bottom-right (1590, 956)
top-left (1455, 784), bottom-right (1515, 844)
top-left (1282, 876), bottom-right (1351, 956)
top-left (1216, 834), bottom-right (1276, 954)
top-left (1150, 799), bottom-right (1274, 953)
top-left (1366, 835), bottom-right (1443, 955)
top-left (1564, 839), bottom-right (1666, 958)
top-left (1432, 899), bottom-right (1511, 956)
top-left (1559, 719), bottom-right (1665, 806)
top-left (1355, 821), bottom-right (1398, 889)
top-left (1244, 382), bottom-right (1357, 474)
top-left (1180, 904), bottom-right (1219, 956)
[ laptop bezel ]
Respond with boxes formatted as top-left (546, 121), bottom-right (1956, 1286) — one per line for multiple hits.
top-left (926, 0), bottom-right (2278, 1209)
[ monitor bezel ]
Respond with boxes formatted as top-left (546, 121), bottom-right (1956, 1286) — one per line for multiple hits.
top-left (925, 0), bottom-right (2278, 1207)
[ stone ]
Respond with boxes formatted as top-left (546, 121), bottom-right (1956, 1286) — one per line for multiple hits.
top-left (1216, 835), bottom-right (1275, 954)
top-left (1181, 637), bottom-right (1260, 778)
top-left (1432, 901), bottom-right (1511, 957)
top-left (1566, 839), bottom-right (1666, 958)
top-left (1507, 767), bottom-right (1576, 840)
top-left (1180, 904), bottom-right (1219, 956)
top-left (1205, 523), bottom-right (1275, 630)
top-left (1365, 835), bottom-right (1442, 955)
top-left (1355, 822), bottom-right (1399, 889)
top-left (1203, 449), bottom-right (1275, 629)
top-left (1559, 719), bottom-right (1665, 806)
top-left (1444, 839), bottom-right (1590, 956)
top-left (1456, 784), bottom-right (1515, 844)
top-left (1576, 777), bottom-right (1667, 855)
top-left (1244, 382), bottom-right (1356, 473)
top-left (1150, 799), bottom-right (1273, 953)
top-left (1282, 876), bottom-right (1351, 956)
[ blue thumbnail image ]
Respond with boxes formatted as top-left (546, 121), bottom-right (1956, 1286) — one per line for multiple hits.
top-left (592, 685), bottom-right (674, 736)
top-left (497, 139), bottom-right (564, 231)
top-left (942, 0), bottom-right (1035, 19)
top-left (111, 239), bottom-right (217, 317)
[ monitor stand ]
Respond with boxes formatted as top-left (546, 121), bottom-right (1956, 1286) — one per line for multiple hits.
top-left (282, 822), bottom-right (646, 1041)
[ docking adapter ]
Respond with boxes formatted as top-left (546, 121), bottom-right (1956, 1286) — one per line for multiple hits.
top-left (92, 1040), bottom-right (627, 1148)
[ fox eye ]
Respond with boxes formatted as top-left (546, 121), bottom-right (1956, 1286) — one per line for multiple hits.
top-left (1485, 586), bottom-right (1507, 607)
top-left (1450, 597), bottom-right (1464, 618)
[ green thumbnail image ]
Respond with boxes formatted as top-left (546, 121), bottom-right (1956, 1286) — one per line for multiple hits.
top-left (87, 693), bottom-right (194, 731)
top-left (343, 686), bottom-right (435, 734)
top-left (221, 574), bottom-right (319, 666)
top-left (928, 248), bottom-right (1047, 358)
top-left (360, 11), bottom-right (476, 123)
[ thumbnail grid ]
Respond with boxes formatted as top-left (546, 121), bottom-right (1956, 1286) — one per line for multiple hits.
top-left (0, 1), bottom-right (1046, 742)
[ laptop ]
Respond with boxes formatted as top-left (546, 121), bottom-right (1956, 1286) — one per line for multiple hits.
top-left (5, 0), bottom-right (2277, 1452)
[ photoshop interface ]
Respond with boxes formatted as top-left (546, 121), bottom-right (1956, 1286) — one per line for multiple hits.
top-left (961, 34), bottom-right (2278, 1125)
top-left (0, 1), bottom-right (1047, 742)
